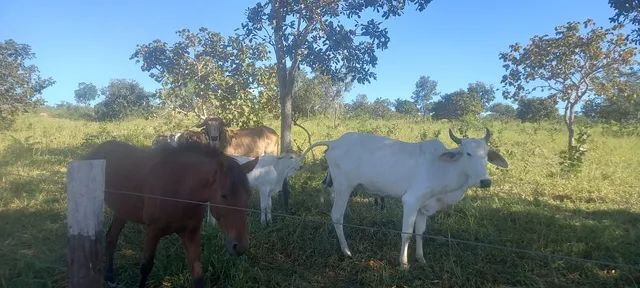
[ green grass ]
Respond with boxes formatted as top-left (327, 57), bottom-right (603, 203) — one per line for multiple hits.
top-left (1, 113), bottom-right (639, 287)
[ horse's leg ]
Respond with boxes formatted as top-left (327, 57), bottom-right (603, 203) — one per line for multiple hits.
top-left (281, 178), bottom-right (290, 213)
top-left (138, 228), bottom-right (163, 288)
top-left (180, 226), bottom-right (204, 288)
top-left (105, 216), bottom-right (126, 287)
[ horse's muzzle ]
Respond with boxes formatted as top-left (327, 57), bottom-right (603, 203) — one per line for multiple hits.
top-left (225, 239), bottom-right (247, 256)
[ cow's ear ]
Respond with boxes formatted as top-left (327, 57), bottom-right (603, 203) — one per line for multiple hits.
top-left (439, 151), bottom-right (463, 162)
top-left (488, 149), bottom-right (508, 168)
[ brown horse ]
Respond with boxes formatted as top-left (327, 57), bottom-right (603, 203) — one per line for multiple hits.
top-left (85, 140), bottom-right (258, 288)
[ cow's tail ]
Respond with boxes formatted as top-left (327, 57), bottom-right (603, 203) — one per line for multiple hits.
top-left (300, 140), bottom-right (332, 161)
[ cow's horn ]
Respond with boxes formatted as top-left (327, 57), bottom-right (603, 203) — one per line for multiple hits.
top-left (449, 129), bottom-right (462, 144)
top-left (484, 128), bottom-right (491, 143)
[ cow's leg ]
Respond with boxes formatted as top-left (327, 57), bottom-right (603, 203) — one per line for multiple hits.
top-left (105, 216), bottom-right (126, 287)
top-left (266, 189), bottom-right (273, 223)
top-left (331, 180), bottom-right (354, 257)
top-left (414, 205), bottom-right (433, 264)
top-left (399, 195), bottom-right (421, 269)
top-left (259, 187), bottom-right (269, 225)
top-left (281, 178), bottom-right (290, 213)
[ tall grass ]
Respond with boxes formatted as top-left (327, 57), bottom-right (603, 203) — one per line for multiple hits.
top-left (1, 113), bottom-right (638, 287)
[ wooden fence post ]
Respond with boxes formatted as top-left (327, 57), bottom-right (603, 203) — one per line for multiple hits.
top-left (67, 160), bottom-right (106, 288)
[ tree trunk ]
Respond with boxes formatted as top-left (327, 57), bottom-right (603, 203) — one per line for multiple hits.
top-left (279, 82), bottom-right (293, 153)
top-left (564, 103), bottom-right (576, 151)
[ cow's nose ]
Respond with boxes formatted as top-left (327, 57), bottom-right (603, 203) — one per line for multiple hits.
top-left (479, 179), bottom-right (492, 188)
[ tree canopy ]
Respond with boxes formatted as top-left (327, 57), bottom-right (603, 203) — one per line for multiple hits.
top-left (241, 0), bottom-right (433, 151)
top-left (500, 19), bottom-right (636, 149)
top-left (94, 79), bottom-right (155, 121)
top-left (74, 82), bottom-right (98, 105)
top-left (488, 103), bottom-right (517, 119)
top-left (431, 89), bottom-right (483, 120)
top-left (410, 75), bottom-right (438, 116)
top-left (131, 28), bottom-right (274, 127)
top-left (394, 98), bottom-right (419, 115)
top-left (516, 97), bottom-right (558, 122)
top-left (0, 39), bottom-right (55, 129)
top-left (609, 0), bottom-right (640, 44)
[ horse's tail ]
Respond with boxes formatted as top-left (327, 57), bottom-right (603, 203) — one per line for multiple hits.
top-left (300, 140), bottom-right (332, 161)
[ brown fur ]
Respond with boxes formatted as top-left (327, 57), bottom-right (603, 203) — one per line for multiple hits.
top-left (85, 140), bottom-right (257, 287)
top-left (198, 117), bottom-right (279, 157)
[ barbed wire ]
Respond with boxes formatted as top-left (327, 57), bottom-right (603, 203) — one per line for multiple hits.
top-left (104, 188), bottom-right (640, 270)
top-left (2, 171), bottom-right (639, 270)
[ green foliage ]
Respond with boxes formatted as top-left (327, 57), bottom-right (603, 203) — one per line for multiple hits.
top-left (410, 75), bottom-right (438, 116)
top-left (94, 79), bottom-right (156, 121)
top-left (516, 97), bottom-right (559, 122)
top-left (559, 125), bottom-right (592, 174)
top-left (488, 103), bottom-right (517, 119)
top-left (0, 39), bottom-right (55, 130)
top-left (346, 94), bottom-right (394, 118)
top-left (500, 19), bottom-right (637, 149)
top-left (609, 0), bottom-right (640, 44)
top-left (131, 28), bottom-right (272, 127)
top-left (293, 71), bottom-right (347, 119)
top-left (394, 98), bottom-right (419, 115)
top-left (73, 82), bottom-right (98, 105)
top-left (431, 89), bottom-right (483, 120)
top-left (49, 102), bottom-right (95, 121)
top-left (466, 81), bottom-right (496, 109)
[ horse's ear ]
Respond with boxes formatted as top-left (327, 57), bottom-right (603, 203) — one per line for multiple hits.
top-left (240, 157), bottom-right (259, 174)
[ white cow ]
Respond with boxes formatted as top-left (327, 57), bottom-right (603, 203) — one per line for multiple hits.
top-left (233, 153), bottom-right (302, 225)
top-left (301, 129), bottom-right (508, 268)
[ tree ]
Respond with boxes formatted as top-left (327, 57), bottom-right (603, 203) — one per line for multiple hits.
top-left (609, 0), bottom-right (640, 44)
top-left (466, 81), bottom-right (495, 110)
top-left (516, 97), bottom-right (558, 122)
top-left (94, 79), bottom-right (155, 121)
top-left (74, 82), bottom-right (98, 105)
top-left (131, 28), bottom-right (274, 127)
top-left (430, 89), bottom-right (483, 120)
top-left (500, 19), bottom-right (636, 151)
top-left (293, 71), bottom-right (348, 118)
top-left (411, 75), bottom-right (438, 116)
top-left (347, 93), bottom-right (370, 115)
top-left (241, 0), bottom-right (433, 152)
top-left (0, 39), bottom-right (55, 129)
top-left (394, 98), bottom-right (419, 115)
top-left (488, 103), bottom-right (516, 119)
top-left (370, 97), bottom-right (394, 118)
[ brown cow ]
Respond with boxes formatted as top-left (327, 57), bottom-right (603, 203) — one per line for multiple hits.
top-left (196, 117), bottom-right (279, 157)
top-left (197, 117), bottom-right (290, 211)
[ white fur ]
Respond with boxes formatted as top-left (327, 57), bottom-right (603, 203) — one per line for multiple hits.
top-left (233, 153), bottom-right (301, 225)
top-left (303, 132), bottom-right (504, 268)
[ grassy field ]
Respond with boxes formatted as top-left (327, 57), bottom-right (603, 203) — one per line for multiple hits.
top-left (1, 113), bottom-right (639, 287)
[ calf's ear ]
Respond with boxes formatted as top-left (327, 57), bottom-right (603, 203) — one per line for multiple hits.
top-left (439, 151), bottom-right (463, 162)
top-left (241, 157), bottom-right (259, 174)
top-left (488, 149), bottom-right (508, 168)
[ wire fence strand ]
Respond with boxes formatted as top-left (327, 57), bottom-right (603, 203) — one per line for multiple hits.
top-left (2, 171), bottom-right (638, 270)
top-left (104, 188), bottom-right (640, 270)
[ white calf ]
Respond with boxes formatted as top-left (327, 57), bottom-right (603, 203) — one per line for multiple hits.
top-left (233, 153), bottom-right (301, 224)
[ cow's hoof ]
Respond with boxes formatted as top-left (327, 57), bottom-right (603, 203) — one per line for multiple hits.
top-left (342, 249), bottom-right (352, 257)
top-left (400, 262), bottom-right (409, 270)
top-left (417, 256), bottom-right (426, 264)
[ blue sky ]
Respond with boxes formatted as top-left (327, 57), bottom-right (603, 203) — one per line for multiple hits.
top-left (1, 0), bottom-right (616, 106)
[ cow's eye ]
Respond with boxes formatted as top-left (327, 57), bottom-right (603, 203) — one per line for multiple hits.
top-left (466, 152), bottom-right (472, 157)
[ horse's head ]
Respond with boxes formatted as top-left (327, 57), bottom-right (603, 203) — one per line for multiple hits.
top-left (207, 156), bottom-right (258, 256)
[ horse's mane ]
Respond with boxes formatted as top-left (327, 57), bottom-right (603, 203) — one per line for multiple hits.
top-left (155, 142), bottom-right (224, 160)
